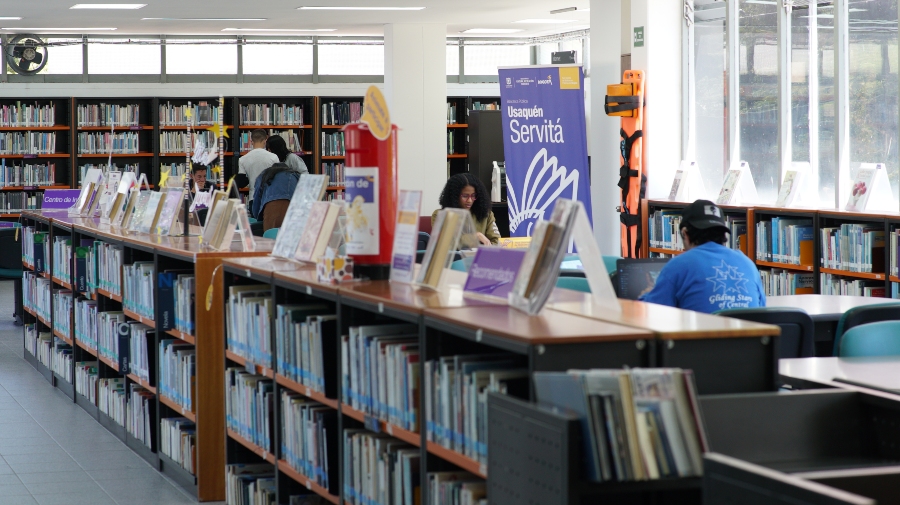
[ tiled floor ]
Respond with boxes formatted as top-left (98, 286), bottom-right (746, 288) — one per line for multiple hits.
top-left (0, 281), bottom-right (220, 505)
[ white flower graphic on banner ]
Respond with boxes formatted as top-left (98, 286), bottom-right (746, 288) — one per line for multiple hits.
top-left (507, 148), bottom-right (579, 236)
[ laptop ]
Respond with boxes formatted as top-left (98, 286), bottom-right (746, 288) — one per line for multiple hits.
top-left (615, 258), bottom-right (670, 300)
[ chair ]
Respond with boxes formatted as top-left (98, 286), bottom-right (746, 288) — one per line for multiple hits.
top-left (556, 276), bottom-right (591, 293)
top-left (263, 227), bottom-right (279, 239)
top-left (248, 217), bottom-right (258, 224)
top-left (251, 221), bottom-right (265, 237)
top-left (418, 216), bottom-right (433, 235)
top-left (0, 228), bottom-right (23, 325)
top-left (714, 307), bottom-right (814, 359)
top-left (838, 321), bottom-right (900, 357)
top-left (833, 303), bottom-right (900, 356)
top-left (417, 232), bottom-right (430, 251)
top-left (451, 259), bottom-right (468, 272)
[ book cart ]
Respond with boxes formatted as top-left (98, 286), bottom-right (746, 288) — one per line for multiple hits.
top-left (20, 210), bottom-right (273, 502)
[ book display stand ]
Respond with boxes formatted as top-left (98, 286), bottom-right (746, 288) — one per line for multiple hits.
top-left (845, 163), bottom-right (894, 213)
top-left (775, 162), bottom-right (816, 208)
top-left (717, 161), bottom-right (759, 206)
top-left (668, 160), bottom-right (708, 202)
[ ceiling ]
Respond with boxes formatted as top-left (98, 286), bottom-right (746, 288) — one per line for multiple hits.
top-left (0, 1), bottom-right (591, 38)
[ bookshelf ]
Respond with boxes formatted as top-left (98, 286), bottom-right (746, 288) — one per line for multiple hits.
top-left (73, 97), bottom-right (154, 188)
top-left (315, 97), bottom-right (362, 200)
top-left (445, 96), bottom-right (501, 178)
top-left (20, 210), bottom-right (273, 502)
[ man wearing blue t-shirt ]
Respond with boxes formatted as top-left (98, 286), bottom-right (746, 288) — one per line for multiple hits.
top-left (639, 200), bottom-right (766, 313)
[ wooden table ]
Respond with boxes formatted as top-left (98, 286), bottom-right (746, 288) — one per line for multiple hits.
top-left (768, 295), bottom-right (900, 355)
top-left (779, 356), bottom-right (900, 394)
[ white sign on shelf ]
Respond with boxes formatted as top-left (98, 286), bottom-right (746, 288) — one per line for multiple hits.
top-left (669, 160), bottom-right (707, 202)
top-left (775, 162), bottom-right (815, 208)
top-left (716, 161), bottom-right (759, 206)
top-left (845, 163), bottom-right (894, 212)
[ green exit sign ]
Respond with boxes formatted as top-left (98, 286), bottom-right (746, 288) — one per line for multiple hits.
top-left (634, 26), bottom-right (644, 47)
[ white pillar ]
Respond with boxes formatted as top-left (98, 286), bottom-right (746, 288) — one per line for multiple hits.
top-left (590, 0), bottom-right (623, 256)
top-left (383, 24), bottom-right (447, 214)
top-left (631, 0), bottom-right (683, 199)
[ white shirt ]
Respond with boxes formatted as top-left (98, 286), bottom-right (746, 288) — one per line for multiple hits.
top-left (238, 148), bottom-right (279, 195)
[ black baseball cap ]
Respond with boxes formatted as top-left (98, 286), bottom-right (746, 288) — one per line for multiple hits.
top-left (680, 200), bottom-right (728, 231)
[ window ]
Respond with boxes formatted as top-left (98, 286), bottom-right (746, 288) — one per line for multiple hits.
top-left (12, 38), bottom-right (83, 75)
top-left (166, 40), bottom-right (237, 74)
top-left (87, 39), bottom-right (160, 74)
top-left (537, 42), bottom-right (556, 64)
top-left (243, 41), bottom-right (313, 75)
top-left (447, 44), bottom-right (459, 76)
top-left (318, 43), bottom-right (384, 75)
top-left (694, 14), bottom-right (727, 193)
top-left (463, 44), bottom-right (530, 75)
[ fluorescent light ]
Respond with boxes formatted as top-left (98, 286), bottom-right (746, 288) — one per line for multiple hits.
top-left (299, 6), bottom-right (425, 10)
top-left (550, 7), bottom-right (577, 14)
top-left (70, 3), bottom-right (146, 8)
top-left (0, 17), bottom-right (23, 20)
top-left (2, 27), bottom-right (117, 30)
top-left (513, 19), bottom-right (575, 24)
top-left (142, 18), bottom-right (266, 21)
top-left (460, 28), bottom-right (523, 34)
top-left (223, 28), bottom-right (335, 32)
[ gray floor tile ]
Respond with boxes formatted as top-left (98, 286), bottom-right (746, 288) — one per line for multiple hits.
top-left (15, 470), bottom-right (90, 484)
top-left (9, 458), bottom-right (83, 474)
top-left (0, 495), bottom-right (38, 505)
top-left (0, 473), bottom-right (22, 485)
top-left (0, 482), bottom-right (33, 496)
top-left (2, 451), bottom-right (73, 464)
top-left (34, 492), bottom-right (116, 505)
top-left (24, 478), bottom-right (108, 496)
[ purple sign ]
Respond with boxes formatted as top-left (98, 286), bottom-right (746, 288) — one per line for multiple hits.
top-left (463, 248), bottom-right (526, 299)
top-left (42, 189), bottom-right (82, 209)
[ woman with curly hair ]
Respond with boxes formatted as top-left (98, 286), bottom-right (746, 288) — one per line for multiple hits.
top-left (431, 173), bottom-right (500, 245)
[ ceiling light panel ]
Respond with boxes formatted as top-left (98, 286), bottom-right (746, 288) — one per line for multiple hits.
top-left (299, 6), bottom-right (425, 10)
top-left (222, 28), bottom-right (335, 31)
top-left (70, 3), bottom-right (146, 8)
top-left (0, 17), bottom-right (23, 20)
top-left (2, 27), bottom-right (117, 30)
top-left (513, 19), bottom-right (576, 24)
top-left (142, 18), bottom-right (266, 21)
top-left (460, 28), bottom-right (523, 34)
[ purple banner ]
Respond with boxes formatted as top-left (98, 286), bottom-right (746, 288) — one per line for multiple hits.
top-left (463, 248), bottom-right (526, 299)
top-left (42, 189), bottom-right (82, 209)
top-left (498, 66), bottom-right (592, 237)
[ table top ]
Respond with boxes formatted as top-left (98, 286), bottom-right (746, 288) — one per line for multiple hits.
top-left (767, 295), bottom-right (900, 322)
top-left (779, 356), bottom-right (900, 393)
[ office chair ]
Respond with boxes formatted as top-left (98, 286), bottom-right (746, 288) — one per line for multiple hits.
top-left (833, 303), bottom-right (900, 356)
top-left (263, 228), bottom-right (279, 240)
top-left (556, 276), bottom-right (591, 293)
top-left (715, 307), bottom-right (813, 359)
top-left (838, 321), bottom-right (900, 357)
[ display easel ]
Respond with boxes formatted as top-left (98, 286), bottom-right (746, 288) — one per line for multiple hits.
top-left (845, 162), bottom-right (894, 212)
top-left (716, 161), bottom-right (759, 206)
top-left (775, 162), bottom-right (816, 208)
top-left (668, 160), bottom-right (707, 202)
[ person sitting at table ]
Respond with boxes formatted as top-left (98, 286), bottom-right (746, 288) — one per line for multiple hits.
top-left (639, 199), bottom-right (765, 313)
top-left (431, 173), bottom-right (500, 246)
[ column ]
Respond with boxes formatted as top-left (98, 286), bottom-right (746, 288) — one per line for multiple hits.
top-left (384, 24), bottom-right (447, 213)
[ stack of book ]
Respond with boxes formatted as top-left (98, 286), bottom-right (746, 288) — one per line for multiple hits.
top-left (77, 103), bottom-right (141, 126)
top-left (755, 218), bottom-right (813, 265)
top-left (0, 101), bottom-right (55, 126)
top-left (759, 269), bottom-right (815, 296)
top-left (427, 472), bottom-right (486, 505)
top-left (240, 103), bottom-right (304, 125)
top-left (225, 368), bottom-right (274, 454)
top-left (129, 384), bottom-right (155, 449)
top-left (321, 132), bottom-right (345, 156)
top-left (128, 324), bottom-right (154, 383)
top-left (342, 323), bottom-right (419, 431)
top-left (225, 464), bottom-right (276, 505)
top-left (98, 377), bottom-right (126, 426)
top-left (0, 132), bottom-right (57, 154)
top-left (281, 392), bottom-right (337, 490)
top-left (160, 417), bottom-right (196, 473)
top-left (78, 132), bottom-right (140, 154)
top-left (0, 162), bottom-right (56, 187)
top-left (159, 339), bottom-right (196, 412)
top-left (321, 101), bottom-right (362, 125)
top-left (648, 210), bottom-right (684, 251)
top-left (97, 311), bottom-right (126, 363)
top-left (343, 430), bottom-right (419, 505)
top-left (275, 303), bottom-right (334, 395)
top-left (321, 162), bottom-right (344, 185)
top-left (160, 131), bottom-right (216, 154)
top-left (75, 361), bottom-right (99, 403)
top-left (74, 299), bottom-right (98, 351)
top-left (51, 290), bottom-right (72, 339)
top-left (159, 103), bottom-right (220, 126)
top-left (534, 368), bottom-right (707, 482)
top-left (820, 274), bottom-right (885, 297)
top-left (820, 223), bottom-right (885, 272)
top-left (424, 354), bottom-right (528, 465)
top-left (51, 338), bottom-right (73, 383)
top-left (123, 261), bottom-right (155, 319)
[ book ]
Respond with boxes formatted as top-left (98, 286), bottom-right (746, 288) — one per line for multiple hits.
top-left (272, 174), bottom-right (329, 260)
top-left (296, 201), bottom-right (341, 263)
top-left (134, 191), bottom-right (163, 234)
top-left (416, 209), bottom-right (466, 289)
top-left (716, 169), bottom-right (741, 205)
top-left (155, 187), bottom-right (185, 236)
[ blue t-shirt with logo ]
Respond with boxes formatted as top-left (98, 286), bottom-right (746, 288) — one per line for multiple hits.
top-left (639, 242), bottom-right (766, 313)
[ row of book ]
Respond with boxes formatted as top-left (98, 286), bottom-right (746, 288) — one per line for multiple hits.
top-left (227, 285), bottom-right (274, 369)
top-left (225, 369), bottom-right (274, 455)
top-left (428, 473), bottom-right (486, 505)
top-left (225, 465), bottom-right (329, 505)
top-left (129, 324), bottom-right (154, 384)
top-left (22, 228), bottom-right (47, 270)
top-left (321, 162), bottom-right (344, 185)
top-left (160, 131), bottom-right (217, 154)
top-left (23, 271), bottom-right (52, 322)
top-left (75, 360), bottom-right (99, 403)
top-left (77, 132), bottom-right (140, 154)
top-left (820, 224), bottom-right (885, 273)
top-left (159, 103), bottom-right (220, 126)
top-left (24, 324), bottom-right (51, 364)
top-left (160, 339), bottom-right (196, 412)
top-left (240, 130), bottom-right (303, 153)
top-left (321, 132), bottom-right (345, 157)
top-left (321, 101), bottom-right (362, 126)
top-left (756, 218), bottom-right (813, 265)
top-left (425, 354), bottom-right (527, 465)
top-left (471, 101), bottom-right (498, 111)
top-left (52, 338), bottom-right (73, 384)
top-left (97, 313), bottom-right (128, 363)
top-left (74, 299), bottom-right (99, 352)
top-left (325, 190), bottom-right (345, 202)
top-left (0, 132), bottom-right (57, 155)
top-left (759, 269), bottom-right (814, 296)
top-left (240, 104), bottom-right (305, 125)
top-left (0, 192), bottom-right (41, 212)
top-left (648, 210), bottom-right (683, 251)
top-left (98, 378), bottom-right (126, 427)
top-left (820, 273), bottom-right (885, 297)
top-left (161, 417), bottom-right (196, 474)
top-left (52, 290), bottom-right (73, 339)
top-left (77, 103), bottom-right (141, 127)
top-left (79, 164), bottom-right (140, 186)
top-left (95, 242), bottom-right (123, 296)
top-left (123, 261), bottom-right (155, 319)
top-left (165, 272), bottom-right (195, 335)
top-left (0, 102), bottom-right (55, 127)
top-left (343, 323), bottom-right (418, 431)
top-left (343, 430), bottom-right (418, 505)
top-left (160, 162), bottom-right (187, 179)
top-left (724, 216), bottom-right (748, 253)
top-left (447, 130), bottom-right (463, 155)
top-left (276, 305), bottom-right (334, 395)
top-left (129, 384), bottom-right (156, 450)
top-left (534, 368), bottom-right (706, 482)
top-left (282, 394), bottom-right (336, 491)
top-left (446, 103), bottom-right (461, 124)
top-left (0, 162), bottom-right (56, 187)
top-left (52, 235), bottom-right (72, 281)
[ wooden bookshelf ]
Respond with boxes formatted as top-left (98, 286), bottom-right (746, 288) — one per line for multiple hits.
top-left (52, 328), bottom-right (73, 346)
top-left (275, 374), bottom-right (339, 410)
top-left (225, 349), bottom-right (275, 379)
top-left (96, 287), bottom-right (122, 302)
top-left (127, 372), bottom-right (156, 394)
top-left (819, 268), bottom-right (886, 281)
top-left (0, 125), bottom-right (70, 131)
top-left (122, 308), bottom-right (155, 328)
top-left (278, 460), bottom-right (341, 505)
top-left (160, 393), bottom-right (195, 421)
top-left (755, 260), bottom-right (815, 272)
top-left (51, 275), bottom-right (72, 289)
top-left (227, 428), bottom-right (276, 464)
top-left (164, 328), bottom-right (196, 345)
